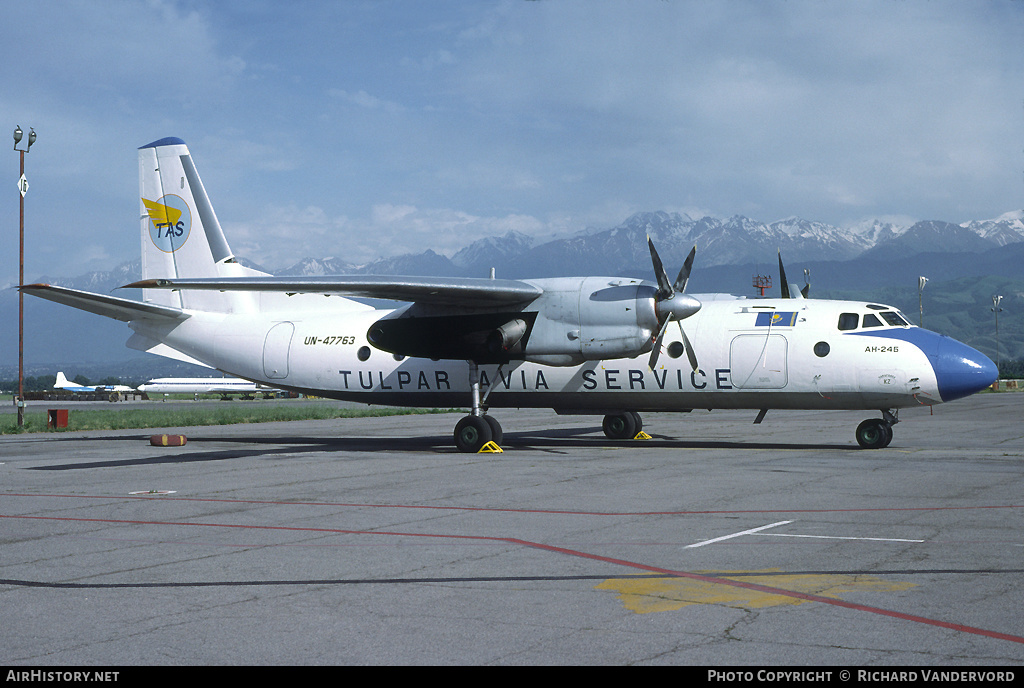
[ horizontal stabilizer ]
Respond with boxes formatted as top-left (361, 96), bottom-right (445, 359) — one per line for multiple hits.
top-left (125, 333), bottom-right (211, 368)
top-left (20, 284), bottom-right (189, 323)
top-left (122, 275), bottom-right (544, 307)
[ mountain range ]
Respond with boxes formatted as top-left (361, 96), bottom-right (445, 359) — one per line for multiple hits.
top-left (3, 209), bottom-right (1022, 378)
top-left (265, 210), bottom-right (1024, 281)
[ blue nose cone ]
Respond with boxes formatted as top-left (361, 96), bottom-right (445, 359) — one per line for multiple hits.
top-left (931, 336), bottom-right (998, 402)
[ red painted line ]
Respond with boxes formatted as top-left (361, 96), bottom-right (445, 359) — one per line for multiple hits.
top-left (4, 493), bottom-right (1024, 517)
top-left (0, 513), bottom-right (501, 543)
top-left (3, 512), bottom-right (1023, 645)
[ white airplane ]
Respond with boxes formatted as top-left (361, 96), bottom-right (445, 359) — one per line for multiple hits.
top-left (54, 371), bottom-right (135, 394)
top-left (23, 137), bottom-right (998, 451)
top-left (137, 377), bottom-right (281, 397)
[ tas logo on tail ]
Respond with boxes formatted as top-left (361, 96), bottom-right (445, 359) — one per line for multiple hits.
top-left (142, 195), bottom-right (191, 253)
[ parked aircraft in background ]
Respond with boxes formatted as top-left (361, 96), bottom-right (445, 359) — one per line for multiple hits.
top-left (137, 377), bottom-right (282, 398)
top-left (54, 371), bottom-right (135, 394)
top-left (23, 138), bottom-right (998, 452)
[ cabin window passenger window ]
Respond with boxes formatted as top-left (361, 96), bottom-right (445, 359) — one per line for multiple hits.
top-left (862, 313), bottom-right (883, 328)
top-left (838, 313), bottom-right (858, 330)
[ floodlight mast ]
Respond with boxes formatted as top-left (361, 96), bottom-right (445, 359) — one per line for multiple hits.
top-left (991, 295), bottom-right (1003, 373)
top-left (13, 126), bottom-right (37, 428)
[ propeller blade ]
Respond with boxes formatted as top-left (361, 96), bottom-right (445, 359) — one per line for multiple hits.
top-left (648, 316), bottom-right (671, 370)
top-left (778, 250), bottom-right (791, 299)
top-left (680, 324), bottom-right (699, 373)
top-left (672, 245), bottom-right (696, 294)
top-left (647, 236), bottom-right (673, 296)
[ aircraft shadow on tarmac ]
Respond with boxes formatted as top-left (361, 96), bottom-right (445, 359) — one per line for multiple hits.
top-left (28, 429), bottom-right (856, 470)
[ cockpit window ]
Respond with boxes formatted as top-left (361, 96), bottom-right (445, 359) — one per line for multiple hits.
top-left (862, 313), bottom-right (883, 328)
top-left (878, 311), bottom-right (909, 326)
top-left (838, 313), bottom-right (859, 331)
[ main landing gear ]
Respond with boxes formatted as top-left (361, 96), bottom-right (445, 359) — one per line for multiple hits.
top-left (453, 362), bottom-right (504, 453)
top-left (855, 409), bottom-right (898, 449)
top-left (601, 411), bottom-right (643, 440)
top-left (454, 414), bottom-right (502, 453)
top-left (451, 362), bottom-right (649, 452)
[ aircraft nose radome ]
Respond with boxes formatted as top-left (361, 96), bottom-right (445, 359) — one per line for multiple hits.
top-left (931, 336), bottom-right (998, 402)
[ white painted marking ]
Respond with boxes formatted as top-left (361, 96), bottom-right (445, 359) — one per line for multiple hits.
top-left (685, 520), bottom-right (793, 548)
top-left (762, 533), bottom-right (924, 543)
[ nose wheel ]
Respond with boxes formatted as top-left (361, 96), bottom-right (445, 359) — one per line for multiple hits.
top-left (856, 410), bottom-right (898, 449)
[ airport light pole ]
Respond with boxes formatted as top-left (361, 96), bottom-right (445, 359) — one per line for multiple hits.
top-left (991, 295), bottom-right (1003, 375)
top-left (918, 276), bottom-right (928, 327)
top-left (13, 125), bottom-right (36, 428)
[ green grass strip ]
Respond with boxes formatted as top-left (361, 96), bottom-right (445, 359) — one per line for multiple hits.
top-left (2, 404), bottom-right (461, 435)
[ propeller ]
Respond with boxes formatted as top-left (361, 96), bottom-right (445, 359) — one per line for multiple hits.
top-left (647, 238), bottom-right (701, 371)
top-left (777, 250), bottom-right (807, 299)
top-left (777, 250), bottom-right (791, 299)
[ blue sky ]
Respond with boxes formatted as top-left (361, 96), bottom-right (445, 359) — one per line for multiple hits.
top-left (2, 0), bottom-right (1023, 287)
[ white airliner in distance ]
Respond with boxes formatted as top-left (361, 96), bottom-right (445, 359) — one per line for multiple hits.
top-left (54, 371), bottom-right (135, 394)
top-left (23, 137), bottom-right (997, 452)
top-left (137, 377), bottom-right (281, 398)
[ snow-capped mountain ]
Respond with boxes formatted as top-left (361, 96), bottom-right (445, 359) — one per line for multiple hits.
top-left (6, 208), bottom-right (1022, 371)
top-left (960, 210), bottom-right (1024, 247)
top-left (450, 231), bottom-right (536, 274)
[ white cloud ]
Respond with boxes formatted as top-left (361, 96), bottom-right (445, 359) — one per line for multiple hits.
top-left (3, 0), bottom-right (1022, 283)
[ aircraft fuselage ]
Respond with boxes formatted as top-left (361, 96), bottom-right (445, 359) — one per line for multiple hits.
top-left (131, 292), bottom-right (992, 414)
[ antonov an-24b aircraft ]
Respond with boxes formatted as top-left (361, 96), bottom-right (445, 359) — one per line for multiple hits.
top-left (23, 137), bottom-right (998, 452)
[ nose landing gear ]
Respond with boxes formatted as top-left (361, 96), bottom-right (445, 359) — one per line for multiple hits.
top-left (856, 409), bottom-right (898, 449)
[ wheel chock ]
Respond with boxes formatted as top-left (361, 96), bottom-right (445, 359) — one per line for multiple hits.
top-left (633, 431), bottom-right (652, 440)
top-left (478, 441), bottom-right (503, 453)
top-left (150, 434), bottom-right (187, 447)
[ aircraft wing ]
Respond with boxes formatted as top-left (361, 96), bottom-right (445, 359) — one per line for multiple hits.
top-left (123, 276), bottom-right (544, 307)
top-left (20, 284), bottom-right (189, 322)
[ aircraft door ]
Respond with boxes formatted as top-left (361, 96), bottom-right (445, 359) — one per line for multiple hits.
top-left (263, 322), bottom-right (295, 379)
top-left (730, 334), bottom-right (789, 389)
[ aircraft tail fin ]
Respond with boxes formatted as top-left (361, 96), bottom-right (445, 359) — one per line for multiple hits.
top-left (138, 137), bottom-right (266, 312)
top-left (54, 372), bottom-right (70, 388)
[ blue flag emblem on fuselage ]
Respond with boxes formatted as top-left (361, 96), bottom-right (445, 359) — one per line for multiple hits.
top-left (755, 311), bottom-right (798, 327)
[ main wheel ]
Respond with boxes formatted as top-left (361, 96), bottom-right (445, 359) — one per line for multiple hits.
top-left (856, 419), bottom-right (892, 449)
top-left (455, 415), bottom-right (493, 453)
top-left (483, 415), bottom-right (503, 446)
top-left (602, 412), bottom-right (638, 440)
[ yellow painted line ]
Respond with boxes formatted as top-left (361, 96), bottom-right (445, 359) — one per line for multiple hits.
top-left (596, 569), bottom-right (916, 615)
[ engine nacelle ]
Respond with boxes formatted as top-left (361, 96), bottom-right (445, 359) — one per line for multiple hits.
top-left (519, 277), bottom-right (659, 366)
top-left (365, 276), bottom-right (695, 366)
